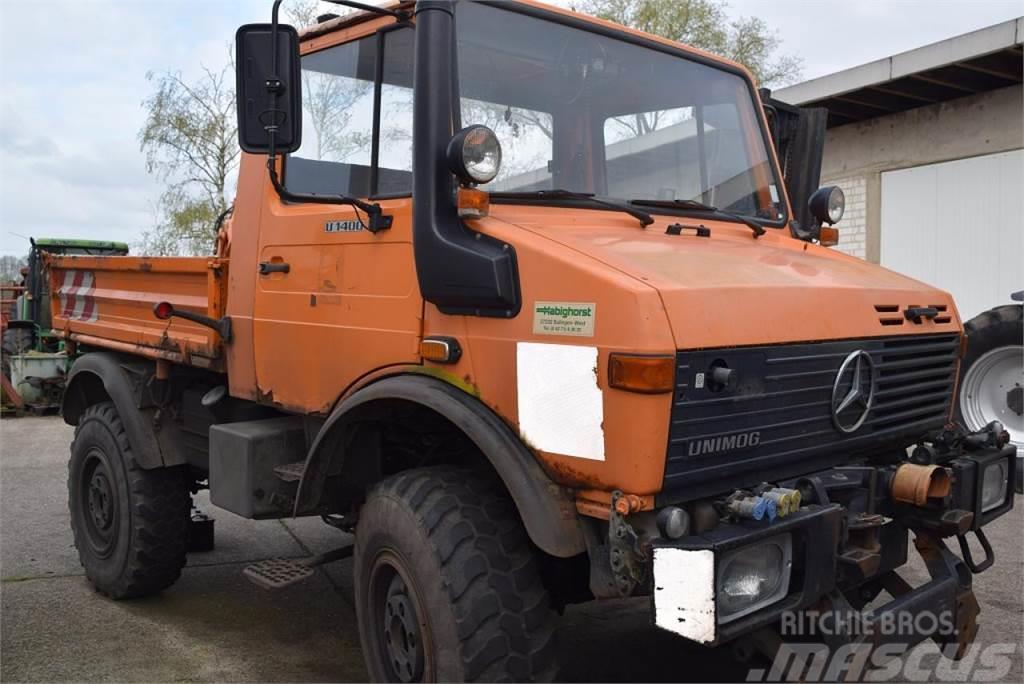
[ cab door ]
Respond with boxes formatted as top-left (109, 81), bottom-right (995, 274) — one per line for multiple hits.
top-left (251, 26), bottom-right (420, 414)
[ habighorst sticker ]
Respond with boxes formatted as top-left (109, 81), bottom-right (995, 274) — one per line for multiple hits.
top-left (532, 301), bottom-right (596, 337)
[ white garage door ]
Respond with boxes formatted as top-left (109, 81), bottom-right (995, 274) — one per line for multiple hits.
top-left (880, 149), bottom-right (1023, 321)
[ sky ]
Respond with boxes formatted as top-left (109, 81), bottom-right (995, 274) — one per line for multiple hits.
top-left (1, 0), bottom-right (1021, 257)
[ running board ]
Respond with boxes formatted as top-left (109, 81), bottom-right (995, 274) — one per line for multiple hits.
top-left (243, 545), bottom-right (354, 590)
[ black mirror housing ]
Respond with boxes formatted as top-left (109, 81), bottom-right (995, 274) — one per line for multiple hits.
top-left (235, 23), bottom-right (302, 154)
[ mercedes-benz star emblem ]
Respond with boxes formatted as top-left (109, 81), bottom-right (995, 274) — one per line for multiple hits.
top-left (831, 350), bottom-right (877, 434)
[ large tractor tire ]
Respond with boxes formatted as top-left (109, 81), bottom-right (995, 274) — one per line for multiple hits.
top-left (354, 467), bottom-right (558, 683)
top-left (68, 402), bottom-right (192, 598)
top-left (956, 304), bottom-right (1023, 493)
top-left (1, 327), bottom-right (33, 380)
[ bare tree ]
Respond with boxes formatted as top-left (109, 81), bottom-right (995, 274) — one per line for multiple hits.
top-left (0, 254), bottom-right (27, 284)
top-left (138, 60), bottom-right (238, 256)
top-left (289, 0), bottom-right (373, 163)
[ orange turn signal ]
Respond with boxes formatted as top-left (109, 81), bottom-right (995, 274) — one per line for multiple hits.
top-left (457, 187), bottom-right (490, 219)
top-left (608, 354), bottom-right (675, 394)
top-left (819, 226), bottom-right (840, 247)
top-left (420, 336), bottom-right (462, 364)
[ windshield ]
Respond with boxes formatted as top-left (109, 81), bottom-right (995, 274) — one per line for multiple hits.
top-left (454, 2), bottom-right (786, 223)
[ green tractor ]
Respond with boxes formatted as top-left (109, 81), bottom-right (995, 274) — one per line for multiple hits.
top-left (2, 238), bottom-right (128, 409)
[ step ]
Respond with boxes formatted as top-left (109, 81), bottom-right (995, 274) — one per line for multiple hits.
top-left (243, 558), bottom-right (315, 589)
top-left (273, 461), bottom-right (305, 482)
top-left (243, 546), bottom-right (354, 590)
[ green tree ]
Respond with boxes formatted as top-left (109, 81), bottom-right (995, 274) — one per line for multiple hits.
top-left (138, 61), bottom-right (238, 256)
top-left (577, 0), bottom-right (802, 87)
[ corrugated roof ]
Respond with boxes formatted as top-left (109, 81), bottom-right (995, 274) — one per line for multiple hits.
top-left (774, 17), bottom-right (1023, 127)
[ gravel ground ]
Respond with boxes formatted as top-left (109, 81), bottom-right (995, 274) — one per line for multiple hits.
top-left (1, 415), bottom-right (1021, 682)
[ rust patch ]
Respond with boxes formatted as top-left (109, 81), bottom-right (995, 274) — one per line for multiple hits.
top-left (542, 457), bottom-right (601, 489)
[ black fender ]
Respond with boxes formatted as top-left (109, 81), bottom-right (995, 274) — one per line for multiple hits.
top-left (62, 352), bottom-right (185, 469)
top-left (295, 374), bottom-right (586, 558)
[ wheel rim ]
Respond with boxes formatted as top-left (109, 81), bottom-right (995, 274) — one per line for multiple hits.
top-left (79, 447), bottom-right (119, 558)
top-left (960, 345), bottom-right (1024, 455)
top-left (369, 551), bottom-right (430, 682)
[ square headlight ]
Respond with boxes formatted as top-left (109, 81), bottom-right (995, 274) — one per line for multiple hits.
top-left (716, 533), bottom-right (792, 624)
top-left (981, 460), bottom-right (1009, 513)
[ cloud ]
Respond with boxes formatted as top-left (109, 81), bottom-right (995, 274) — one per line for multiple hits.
top-left (0, 132), bottom-right (60, 159)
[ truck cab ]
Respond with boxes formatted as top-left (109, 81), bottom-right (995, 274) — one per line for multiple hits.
top-left (50, 1), bottom-right (1015, 681)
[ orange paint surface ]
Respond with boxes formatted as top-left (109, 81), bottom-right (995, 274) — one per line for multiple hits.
top-left (46, 0), bottom-right (965, 510)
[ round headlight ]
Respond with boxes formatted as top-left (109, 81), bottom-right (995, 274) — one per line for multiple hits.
top-left (808, 185), bottom-right (845, 225)
top-left (447, 125), bottom-right (502, 185)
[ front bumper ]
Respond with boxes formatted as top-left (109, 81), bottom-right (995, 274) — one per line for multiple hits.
top-left (649, 444), bottom-right (1016, 649)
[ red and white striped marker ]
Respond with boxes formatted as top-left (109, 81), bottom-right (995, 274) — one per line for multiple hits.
top-left (59, 270), bottom-right (98, 322)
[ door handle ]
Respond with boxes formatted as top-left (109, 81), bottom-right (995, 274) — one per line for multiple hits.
top-left (259, 261), bottom-right (290, 275)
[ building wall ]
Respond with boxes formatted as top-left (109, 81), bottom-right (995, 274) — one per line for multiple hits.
top-left (816, 84), bottom-right (1023, 262)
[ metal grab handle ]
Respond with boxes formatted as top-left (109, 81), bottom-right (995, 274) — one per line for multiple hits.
top-left (956, 528), bottom-right (994, 573)
top-left (259, 261), bottom-right (290, 275)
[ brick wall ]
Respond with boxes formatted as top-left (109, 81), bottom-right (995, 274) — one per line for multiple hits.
top-left (821, 175), bottom-right (866, 259)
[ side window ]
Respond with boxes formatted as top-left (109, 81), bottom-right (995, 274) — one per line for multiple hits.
top-left (286, 37), bottom-right (376, 197)
top-left (378, 28), bottom-right (415, 195)
top-left (285, 28), bottom-right (415, 199)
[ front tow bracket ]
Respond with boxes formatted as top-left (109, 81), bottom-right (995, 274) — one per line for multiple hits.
top-left (956, 528), bottom-right (995, 573)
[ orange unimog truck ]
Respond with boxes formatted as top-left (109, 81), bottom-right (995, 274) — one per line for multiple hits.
top-left (50, 1), bottom-right (1016, 680)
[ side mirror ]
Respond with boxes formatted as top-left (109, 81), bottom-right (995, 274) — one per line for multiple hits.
top-left (235, 23), bottom-right (302, 154)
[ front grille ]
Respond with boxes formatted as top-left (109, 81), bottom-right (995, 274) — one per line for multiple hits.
top-left (662, 333), bottom-right (959, 502)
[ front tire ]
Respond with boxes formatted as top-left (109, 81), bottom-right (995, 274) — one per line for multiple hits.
top-left (68, 402), bottom-right (191, 598)
top-left (354, 467), bottom-right (558, 683)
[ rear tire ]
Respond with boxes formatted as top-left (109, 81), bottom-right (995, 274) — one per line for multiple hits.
top-left (956, 304), bottom-right (1023, 493)
top-left (68, 402), bottom-right (191, 598)
top-left (1, 327), bottom-right (33, 379)
top-left (354, 467), bottom-right (558, 682)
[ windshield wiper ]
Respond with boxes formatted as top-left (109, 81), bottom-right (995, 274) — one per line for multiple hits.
top-left (630, 198), bottom-right (766, 237)
top-left (492, 189), bottom-right (654, 228)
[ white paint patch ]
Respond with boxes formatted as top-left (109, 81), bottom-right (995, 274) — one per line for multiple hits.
top-left (516, 342), bottom-right (604, 461)
top-left (652, 547), bottom-right (716, 644)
